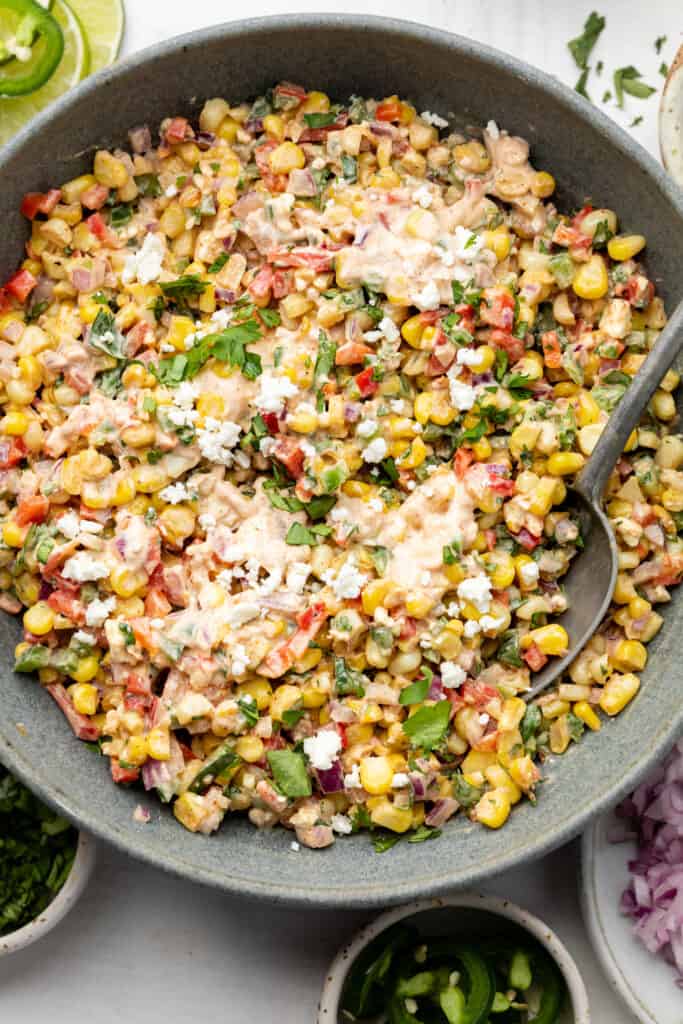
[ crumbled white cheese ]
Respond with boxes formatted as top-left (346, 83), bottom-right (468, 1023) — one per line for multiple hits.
top-left (420, 571), bottom-right (431, 586)
top-left (420, 110), bottom-right (449, 128)
top-left (174, 381), bottom-right (199, 408)
top-left (329, 506), bottom-right (348, 523)
top-left (254, 372), bottom-right (298, 414)
top-left (198, 513), bottom-right (216, 530)
top-left (324, 561), bottom-right (367, 600)
top-left (160, 342), bottom-right (175, 353)
top-left (56, 511), bottom-right (81, 539)
top-left (73, 630), bottom-right (96, 646)
top-left (368, 498), bottom-right (383, 513)
top-left (62, 553), bottom-right (109, 582)
top-left (122, 233), bottom-right (165, 285)
top-left (486, 119), bottom-right (500, 140)
top-left (197, 417), bottom-right (241, 465)
top-left (446, 601), bottom-right (461, 617)
top-left (414, 279), bottom-right (441, 311)
top-left (299, 440), bottom-right (316, 459)
top-left (231, 643), bottom-right (249, 676)
top-left (389, 399), bottom-right (405, 413)
top-left (457, 575), bottom-right (492, 613)
top-left (412, 185), bottom-right (434, 209)
top-left (344, 764), bottom-right (362, 789)
top-left (448, 375), bottom-right (476, 411)
top-left (453, 225), bottom-right (483, 262)
top-left (166, 405), bottom-right (198, 428)
top-left (357, 418), bottom-right (378, 439)
top-left (362, 437), bottom-right (388, 463)
top-left (440, 661), bottom-right (466, 688)
top-left (479, 713), bottom-right (490, 726)
top-left (159, 482), bottom-right (193, 505)
top-left (259, 436), bottom-right (277, 457)
top-left (217, 568), bottom-right (234, 589)
top-left (290, 841), bottom-right (301, 852)
top-left (391, 772), bottom-right (410, 789)
top-left (331, 813), bottom-right (353, 835)
top-left (519, 561), bottom-right (540, 585)
top-left (175, 692), bottom-right (213, 725)
top-left (223, 602), bottom-right (260, 627)
top-left (165, 184), bottom-right (178, 197)
top-left (85, 596), bottom-right (116, 628)
top-left (479, 613), bottom-right (508, 632)
top-left (286, 562), bottom-right (310, 594)
top-left (456, 347), bottom-right (482, 366)
top-left (463, 619), bottom-right (482, 638)
top-left (303, 729), bottom-right (342, 771)
top-left (378, 316), bottom-right (400, 342)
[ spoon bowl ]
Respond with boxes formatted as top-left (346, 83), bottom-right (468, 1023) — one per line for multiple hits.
top-left (528, 298), bottom-right (683, 698)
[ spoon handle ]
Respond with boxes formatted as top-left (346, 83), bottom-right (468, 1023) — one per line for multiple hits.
top-left (577, 298), bottom-right (683, 503)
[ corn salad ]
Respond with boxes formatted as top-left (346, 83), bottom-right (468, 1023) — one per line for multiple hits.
top-left (0, 84), bottom-right (680, 850)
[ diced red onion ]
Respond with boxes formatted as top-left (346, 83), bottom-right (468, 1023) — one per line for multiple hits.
top-left (71, 268), bottom-right (92, 292)
top-left (329, 700), bottom-right (357, 724)
top-left (288, 168), bottom-right (317, 197)
top-left (316, 760), bottom-right (345, 794)
top-left (216, 288), bottom-right (237, 304)
top-left (232, 191), bottom-right (262, 219)
top-left (196, 130), bottom-right (216, 150)
top-left (1, 318), bottom-right (23, 342)
top-left (409, 772), bottom-right (427, 799)
top-left (428, 675), bottom-right (444, 700)
top-left (344, 402), bottom-right (362, 423)
top-left (369, 121), bottom-right (397, 137)
top-left (353, 225), bottom-right (370, 246)
top-left (614, 739), bottom-right (683, 986)
top-left (128, 125), bottom-right (151, 153)
top-left (31, 274), bottom-right (54, 307)
top-left (245, 118), bottom-right (263, 135)
top-left (425, 798), bottom-right (459, 827)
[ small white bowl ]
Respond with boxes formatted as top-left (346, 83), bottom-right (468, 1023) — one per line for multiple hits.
top-left (0, 830), bottom-right (96, 956)
top-left (660, 44), bottom-right (683, 187)
top-left (318, 891), bottom-right (590, 1023)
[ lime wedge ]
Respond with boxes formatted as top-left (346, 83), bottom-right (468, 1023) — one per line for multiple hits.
top-left (0, 0), bottom-right (87, 148)
top-left (63, 0), bottom-right (123, 73)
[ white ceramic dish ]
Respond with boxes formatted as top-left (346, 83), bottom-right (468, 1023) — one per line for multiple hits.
top-left (317, 892), bottom-right (590, 1023)
top-left (660, 44), bottom-right (683, 187)
top-left (0, 830), bottom-right (96, 957)
top-left (581, 812), bottom-right (681, 1024)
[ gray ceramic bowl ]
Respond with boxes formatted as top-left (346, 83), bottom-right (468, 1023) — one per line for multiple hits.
top-left (1, 15), bottom-right (683, 909)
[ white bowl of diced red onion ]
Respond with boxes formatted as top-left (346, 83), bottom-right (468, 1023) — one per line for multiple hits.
top-left (580, 738), bottom-right (683, 1024)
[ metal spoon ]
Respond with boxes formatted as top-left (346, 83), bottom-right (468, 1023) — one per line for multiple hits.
top-left (526, 299), bottom-right (683, 698)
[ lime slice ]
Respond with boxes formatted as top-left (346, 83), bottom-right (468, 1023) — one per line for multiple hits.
top-left (63, 0), bottom-right (123, 73)
top-left (0, 0), bottom-right (87, 148)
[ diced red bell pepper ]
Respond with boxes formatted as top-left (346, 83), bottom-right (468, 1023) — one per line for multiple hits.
top-left (123, 693), bottom-right (150, 714)
top-left (523, 643), bottom-right (548, 672)
top-left (480, 288), bottom-right (515, 331)
top-left (259, 602), bottom-right (328, 678)
top-left (124, 672), bottom-right (152, 697)
top-left (144, 587), bottom-right (172, 618)
top-left (354, 366), bottom-right (378, 397)
top-left (249, 264), bottom-right (274, 302)
top-left (20, 189), bottom-right (62, 220)
top-left (462, 681), bottom-right (500, 708)
top-left (552, 222), bottom-right (592, 252)
top-left (298, 113), bottom-right (348, 143)
top-left (254, 140), bottom-right (287, 193)
top-left (335, 341), bottom-right (374, 365)
top-left (110, 760), bottom-right (141, 785)
top-left (47, 683), bottom-right (99, 741)
top-left (486, 467), bottom-right (515, 496)
top-left (514, 527), bottom-right (541, 551)
top-left (376, 99), bottom-right (402, 122)
top-left (399, 616), bottom-right (417, 641)
top-left (0, 288), bottom-right (11, 314)
top-left (272, 436), bottom-right (305, 478)
top-left (485, 529), bottom-right (497, 551)
top-left (541, 330), bottom-right (563, 368)
top-left (5, 269), bottom-right (37, 303)
top-left (454, 447), bottom-right (474, 480)
top-left (274, 81), bottom-right (308, 102)
top-left (490, 329), bottom-right (526, 364)
top-left (165, 117), bottom-right (191, 144)
top-left (271, 269), bottom-right (294, 298)
top-left (0, 437), bottom-right (26, 469)
top-left (15, 495), bottom-right (49, 526)
top-left (571, 204), bottom-right (593, 228)
top-left (47, 590), bottom-right (85, 624)
top-left (178, 741), bottom-right (196, 763)
top-left (86, 212), bottom-right (107, 240)
top-left (269, 247), bottom-right (336, 271)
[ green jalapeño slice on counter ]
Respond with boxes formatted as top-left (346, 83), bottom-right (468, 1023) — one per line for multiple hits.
top-left (0, 0), bottom-right (63, 95)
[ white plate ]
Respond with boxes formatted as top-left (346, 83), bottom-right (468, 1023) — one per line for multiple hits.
top-left (581, 812), bottom-right (683, 1024)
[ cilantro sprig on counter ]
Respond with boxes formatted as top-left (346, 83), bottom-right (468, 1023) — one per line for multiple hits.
top-left (0, 766), bottom-right (77, 936)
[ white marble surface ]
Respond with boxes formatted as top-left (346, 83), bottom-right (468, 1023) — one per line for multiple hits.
top-left (3, 2), bottom-right (682, 1020)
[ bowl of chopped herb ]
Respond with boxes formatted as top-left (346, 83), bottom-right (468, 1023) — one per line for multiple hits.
top-left (0, 764), bottom-right (96, 956)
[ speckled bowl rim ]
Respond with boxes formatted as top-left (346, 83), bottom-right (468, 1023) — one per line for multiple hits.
top-left (0, 830), bottom-right (96, 956)
top-left (0, 14), bottom-right (683, 907)
top-left (317, 892), bottom-right (591, 1022)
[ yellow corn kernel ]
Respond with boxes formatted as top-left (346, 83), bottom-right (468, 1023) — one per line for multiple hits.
top-left (429, 392), bottom-right (456, 427)
top-left (652, 390), bottom-right (676, 421)
top-left (262, 113), bottom-right (286, 141)
top-left (485, 764), bottom-right (522, 804)
top-left (68, 683), bottom-right (98, 716)
top-left (2, 520), bottom-right (26, 547)
top-left (235, 735), bottom-right (265, 763)
top-left (294, 647), bottom-right (323, 673)
top-left (404, 591), bottom-right (435, 618)
top-left (600, 672), bottom-right (640, 715)
top-left (269, 683), bottom-right (302, 721)
top-left (546, 452), bottom-right (585, 477)
top-left (508, 755), bottom-right (540, 791)
top-left (573, 700), bottom-right (601, 731)
top-left (280, 292), bottom-right (313, 320)
top-left (607, 234), bottom-right (646, 262)
top-left (483, 228), bottom-right (512, 262)
top-left (165, 315), bottom-right (196, 351)
top-left (398, 437), bottom-right (428, 470)
top-left (578, 423), bottom-right (604, 456)
top-left (612, 573), bottom-right (636, 604)
top-left (268, 142), bottom-right (305, 174)
top-left (531, 171), bottom-right (556, 198)
top-left (461, 750), bottom-right (497, 779)
top-left (468, 345), bottom-right (496, 373)
top-left (147, 727), bottom-right (171, 760)
top-left (509, 422), bottom-right (541, 460)
top-left (572, 254), bottom-right (609, 300)
top-left (61, 173), bottom-right (96, 204)
top-left (454, 139), bottom-right (491, 173)
top-left (159, 505), bottom-right (196, 547)
top-left (369, 797), bottom-right (413, 833)
top-left (0, 410), bottom-right (29, 436)
top-left (401, 314), bottom-right (424, 348)
top-left (235, 678), bottom-right (272, 711)
top-left (110, 566), bottom-right (148, 598)
top-left (302, 90), bottom-right (329, 113)
top-left (215, 116), bottom-right (239, 143)
top-left (70, 655), bottom-right (100, 684)
top-left (499, 697), bottom-right (526, 732)
top-left (370, 168), bottom-right (401, 189)
top-left (629, 596), bottom-right (652, 621)
top-left (23, 602), bottom-right (55, 637)
top-left (413, 392), bottom-right (433, 426)
top-left (522, 624), bottom-right (569, 657)
top-left (17, 355), bottom-right (42, 391)
top-left (174, 791), bottom-right (206, 831)
top-left (287, 408), bottom-right (318, 434)
top-left (362, 578), bottom-right (395, 615)
top-left (610, 639), bottom-right (647, 672)
top-left (527, 476), bottom-right (559, 517)
top-left (110, 476), bottom-right (136, 508)
top-left (93, 150), bottom-right (128, 189)
top-left (132, 464), bottom-right (170, 493)
top-left (359, 755), bottom-right (394, 795)
top-left (484, 551), bottom-right (515, 590)
top-left (549, 714), bottom-right (571, 754)
top-left (474, 788), bottom-right (511, 829)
